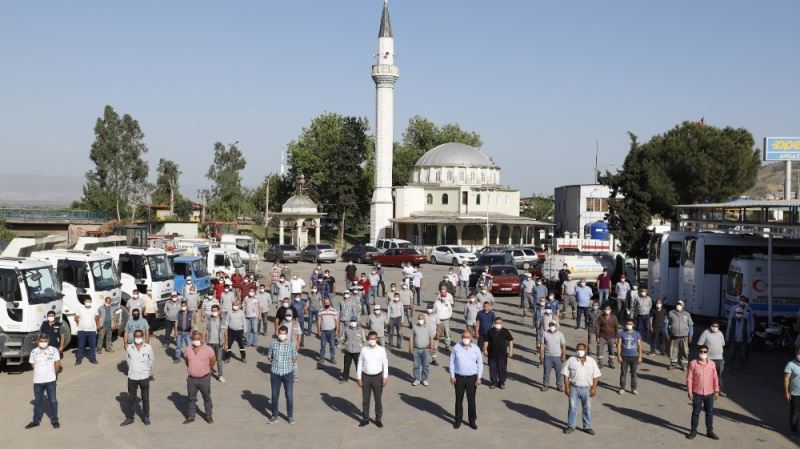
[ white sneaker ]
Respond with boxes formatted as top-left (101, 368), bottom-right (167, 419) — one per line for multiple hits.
top-left (219, 376), bottom-right (226, 383)
top-left (631, 389), bottom-right (639, 395)
top-left (422, 380), bottom-right (429, 386)
top-left (618, 388), bottom-right (625, 395)
top-left (412, 380), bottom-right (420, 386)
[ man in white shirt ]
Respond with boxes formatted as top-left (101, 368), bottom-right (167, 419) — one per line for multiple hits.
top-left (289, 272), bottom-right (306, 296)
top-left (458, 262), bottom-right (472, 298)
top-left (75, 298), bottom-right (100, 365)
top-left (562, 343), bottom-right (602, 435)
top-left (121, 329), bottom-right (155, 426)
top-left (25, 334), bottom-right (62, 429)
top-left (357, 331), bottom-right (389, 428)
top-left (433, 292), bottom-right (454, 348)
top-left (411, 266), bottom-right (423, 306)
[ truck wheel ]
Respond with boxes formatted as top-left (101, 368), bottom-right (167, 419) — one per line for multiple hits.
top-left (430, 256), bottom-right (437, 265)
top-left (118, 305), bottom-right (130, 338)
top-left (60, 318), bottom-right (73, 349)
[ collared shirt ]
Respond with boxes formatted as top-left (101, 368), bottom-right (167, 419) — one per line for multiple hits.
top-left (268, 340), bottom-right (297, 376)
top-left (338, 299), bottom-right (359, 322)
top-left (476, 310), bottom-right (495, 336)
top-left (29, 346), bottom-right (60, 384)
top-left (277, 280), bottom-right (291, 299)
top-left (476, 291), bottom-right (494, 306)
top-left (687, 359), bottom-right (719, 395)
top-left (785, 360), bottom-right (800, 396)
top-left (143, 294), bottom-right (157, 314)
top-left (449, 343), bottom-right (483, 378)
top-left (635, 295), bottom-right (653, 315)
top-left (368, 313), bottom-right (387, 333)
top-left (126, 343), bottom-right (155, 380)
top-left (257, 291), bottom-right (272, 311)
top-left (205, 316), bottom-right (225, 345)
top-left (412, 323), bottom-right (432, 348)
top-left (533, 285), bottom-right (548, 302)
top-left (243, 296), bottom-right (260, 317)
top-left (464, 302), bottom-right (480, 325)
top-left (458, 266), bottom-right (471, 282)
top-left (184, 344), bottom-right (215, 378)
top-left (225, 309), bottom-right (246, 331)
top-left (127, 298), bottom-right (145, 315)
top-left (562, 280), bottom-right (577, 296)
top-left (412, 271), bottom-right (423, 287)
top-left (425, 313), bottom-right (438, 336)
top-left (125, 318), bottom-right (150, 343)
top-left (163, 299), bottom-right (180, 321)
top-left (575, 286), bottom-right (593, 307)
top-left (615, 281), bottom-right (631, 299)
top-left (344, 326), bottom-right (366, 353)
top-left (562, 356), bottom-right (602, 387)
top-left (289, 278), bottom-right (305, 294)
top-left (357, 345), bottom-right (389, 379)
top-left (39, 321), bottom-right (65, 347)
top-left (522, 279), bottom-right (536, 293)
top-left (388, 300), bottom-right (404, 318)
top-left (433, 300), bottom-right (452, 320)
top-left (176, 310), bottom-right (193, 332)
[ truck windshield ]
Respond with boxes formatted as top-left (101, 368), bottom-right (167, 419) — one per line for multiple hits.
top-left (192, 259), bottom-right (208, 277)
top-left (23, 267), bottom-right (61, 305)
top-left (146, 255), bottom-right (173, 282)
top-left (235, 239), bottom-right (254, 254)
top-left (230, 253), bottom-right (243, 268)
top-left (90, 260), bottom-right (121, 291)
top-left (727, 270), bottom-right (743, 297)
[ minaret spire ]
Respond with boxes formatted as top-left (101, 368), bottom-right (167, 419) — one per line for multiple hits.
top-left (379, 0), bottom-right (392, 38)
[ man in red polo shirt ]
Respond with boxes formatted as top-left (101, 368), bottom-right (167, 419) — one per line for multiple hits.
top-left (183, 332), bottom-right (217, 424)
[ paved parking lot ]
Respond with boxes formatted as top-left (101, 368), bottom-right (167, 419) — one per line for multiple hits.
top-left (0, 260), bottom-right (795, 449)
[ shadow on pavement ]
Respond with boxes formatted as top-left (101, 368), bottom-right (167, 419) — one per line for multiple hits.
top-left (603, 403), bottom-right (690, 434)
top-left (503, 399), bottom-right (564, 429)
top-left (317, 362), bottom-right (342, 381)
top-left (241, 389), bottom-right (271, 419)
top-left (398, 392), bottom-right (455, 425)
top-left (320, 392), bottom-right (361, 422)
top-left (638, 373), bottom-right (686, 390)
top-left (167, 391), bottom-right (188, 417)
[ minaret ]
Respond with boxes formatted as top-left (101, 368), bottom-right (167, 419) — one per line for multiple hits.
top-left (369, 0), bottom-right (399, 244)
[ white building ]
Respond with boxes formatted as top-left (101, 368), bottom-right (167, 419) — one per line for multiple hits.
top-left (392, 143), bottom-right (551, 250)
top-left (553, 184), bottom-right (611, 238)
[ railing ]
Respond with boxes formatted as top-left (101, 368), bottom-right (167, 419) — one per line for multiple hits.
top-left (0, 208), bottom-right (108, 222)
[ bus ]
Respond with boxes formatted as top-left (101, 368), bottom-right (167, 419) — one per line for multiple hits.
top-left (648, 231), bottom-right (690, 306)
top-left (678, 233), bottom-right (800, 318)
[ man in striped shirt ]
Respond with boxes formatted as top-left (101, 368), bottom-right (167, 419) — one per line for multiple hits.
top-left (267, 326), bottom-right (297, 425)
top-left (317, 298), bottom-right (339, 364)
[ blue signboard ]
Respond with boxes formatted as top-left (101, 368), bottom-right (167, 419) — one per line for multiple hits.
top-left (764, 137), bottom-right (800, 161)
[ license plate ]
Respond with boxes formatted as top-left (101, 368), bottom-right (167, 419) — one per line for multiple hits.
top-left (501, 287), bottom-right (511, 292)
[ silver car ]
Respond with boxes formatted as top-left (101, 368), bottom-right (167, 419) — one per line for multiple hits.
top-left (429, 245), bottom-right (478, 266)
top-left (504, 248), bottom-right (538, 270)
top-left (301, 244), bottom-right (338, 263)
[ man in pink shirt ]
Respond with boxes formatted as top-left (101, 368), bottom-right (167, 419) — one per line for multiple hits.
top-left (183, 331), bottom-right (217, 424)
top-left (686, 344), bottom-right (719, 440)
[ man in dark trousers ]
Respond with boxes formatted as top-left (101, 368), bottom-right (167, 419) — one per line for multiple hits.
top-left (450, 330), bottom-right (483, 430)
top-left (483, 317), bottom-right (513, 389)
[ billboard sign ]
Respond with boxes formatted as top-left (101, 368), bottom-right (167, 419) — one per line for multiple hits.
top-left (764, 137), bottom-right (800, 161)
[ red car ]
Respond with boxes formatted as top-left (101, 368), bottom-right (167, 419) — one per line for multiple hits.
top-left (371, 248), bottom-right (428, 267)
top-left (487, 265), bottom-right (521, 295)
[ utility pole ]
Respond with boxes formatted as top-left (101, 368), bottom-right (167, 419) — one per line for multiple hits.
top-left (264, 174), bottom-right (270, 224)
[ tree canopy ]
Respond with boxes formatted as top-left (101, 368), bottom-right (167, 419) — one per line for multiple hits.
top-left (206, 142), bottom-right (250, 221)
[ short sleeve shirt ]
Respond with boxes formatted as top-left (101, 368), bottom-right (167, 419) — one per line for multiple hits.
top-left (619, 331), bottom-right (641, 357)
top-left (562, 356), bottom-right (602, 387)
top-left (29, 346), bottom-right (60, 384)
top-left (486, 327), bottom-right (513, 357)
top-left (542, 331), bottom-right (565, 357)
top-left (184, 344), bottom-right (215, 378)
top-left (76, 306), bottom-right (99, 331)
top-left (785, 360), bottom-right (800, 396)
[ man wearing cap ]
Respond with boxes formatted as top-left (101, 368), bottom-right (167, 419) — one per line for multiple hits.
top-left (725, 307), bottom-right (751, 372)
top-left (433, 290), bottom-right (454, 348)
top-left (340, 316), bottom-right (366, 383)
top-left (667, 300), bottom-right (694, 370)
top-left (522, 272), bottom-right (536, 314)
top-left (368, 304), bottom-right (388, 346)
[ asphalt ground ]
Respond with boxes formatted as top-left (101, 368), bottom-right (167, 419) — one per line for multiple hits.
top-left (0, 260), bottom-right (795, 449)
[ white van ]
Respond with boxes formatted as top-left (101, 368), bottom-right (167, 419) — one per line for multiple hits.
top-left (726, 255), bottom-right (800, 321)
top-left (647, 231), bottom-right (690, 305)
top-left (375, 238), bottom-right (414, 252)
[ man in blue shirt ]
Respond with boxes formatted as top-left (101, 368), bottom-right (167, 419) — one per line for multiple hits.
top-left (575, 280), bottom-right (594, 330)
top-left (475, 302), bottom-right (496, 350)
top-left (616, 318), bottom-right (643, 395)
top-left (784, 346), bottom-right (800, 439)
top-left (450, 330), bottom-right (483, 430)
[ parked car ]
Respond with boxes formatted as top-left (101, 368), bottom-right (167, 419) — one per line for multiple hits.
top-left (301, 244), bottom-right (338, 263)
top-left (263, 244), bottom-right (301, 263)
top-left (503, 248), bottom-right (538, 270)
top-left (469, 264), bottom-right (521, 295)
top-left (429, 245), bottom-right (478, 266)
top-left (475, 245), bottom-right (511, 255)
top-left (371, 248), bottom-right (428, 267)
top-left (375, 238), bottom-right (414, 253)
top-left (527, 258), bottom-right (544, 278)
top-left (523, 246), bottom-right (547, 260)
top-left (475, 252), bottom-right (514, 268)
top-left (341, 245), bottom-right (379, 264)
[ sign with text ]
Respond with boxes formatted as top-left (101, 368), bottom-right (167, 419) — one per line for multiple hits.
top-left (764, 137), bottom-right (800, 161)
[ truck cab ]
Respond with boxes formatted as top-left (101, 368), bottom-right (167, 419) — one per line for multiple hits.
top-left (219, 234), bottom-right (257, 272)
top-left (171, 255), bottom-right (211, 296)
top-left (207, 247), bottom-right (244, 278)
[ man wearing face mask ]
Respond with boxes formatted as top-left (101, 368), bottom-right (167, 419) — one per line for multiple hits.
top-left (368, 305), bottom-right (388, 347)
top-left (485, 318), bottom-right (513, 390)
top-left (533, 278), bottom-right (549, 309)
top-left (280, 311), bottom-right (303, 381)
top-left (614, 275), bottom-right (631, 316)
top-left (275, 298), bottom-right (300, 333)
top-left (318, 298), bottom-right (339, 364)
top-left (164, 292), bottom-right (180, 348)
top-left (539, 321), bottom-right (566, 392)
top-left (667, 300), bottom-right (694, 371)
top-left (276, 276), bottom-right (291, 305)
top-left (596, 268), bottom-right (611, 308)
top-left (223, 301), bottom-right (247, 363)
top-left (143, 289), bottom-right (158, 338)
top-left (74, 298), bottom-right (100, 365)
top-left (725, 307), bottom-right (751, 372)
top-left (649, 299), bottom-right (669, 356)
top-left (534, 299), bottom-right (548, 349)
top-left (562, 343), bottom-right (601, 435)
top-left (476, 286), bottom-right (495, 308)
top-left (586, 301), bottom-right (601, 356)
top-left (784, 347), bottom-right (800, 439)
top-left (575, 279), bottom-right (593, 330)
top-left (174, 301), bottom-right (193, 363)
top-left (203, 304), bottom-right (227, 383)
top-left (475, 302), bottom-right (495, 354)
top-left (121, 329), bottom-right (154, 426)
top-left (387, 292), bottom-right (404, 348)
top-left (256, 284), bottom-right (272, 336)
top-left (458, 262), bottom-right (472, 299)
top-left (595, 305), bottom-right (618, 369)
top-left (221, 283), bottom-right (236, 317)
top-left (561, 274), bottom-right (578, 320)
top-left (357, 331), bottom-right (389, 428)
top-left (426, 306), bottom-right (441, 366)
top-left (686, 344), bottom-right (720, 440)
top-left (345, 260), bottom-right (358, 289)
top-left (616, 318), bottom-right (643, 395)
top-left (307, 286), bottom-right (322, 335)
top-left (634, 287), bottom-right (653, 345)
top-left (698, 320), bottom-right (726, 396)
top-left (369, 268), bottom-right (381, 304)
top-left (124, 308), bottom-right (150, 345)
top-left (243, 287), bottom-right (261, 347)
top-left (97, 296), bottom-right (117, 354)
top-left (127, 291), bottom-right (145, 320)
top-left (433, 291), bottom-right (453, 348)
top-left (450, 330), bottom-right (482, 430)
top-left (267, 325), bottom-right (298, 424)
top-left (411, 265), bottom-right (424, 306)
top-left (521, 273), bottom-right (536, 315)
top-left (397, 284), bottom-right (413, 327)
top-left (464, 294), bottom-right (480, 336)
top-left (182, 332), bottom-right (216, 424)
top-left (26, 334), bottom-right (62, 429)
top-left (39, 311), bottom-right (66, 355)
top-left (340, 317), bottom-right (366, 383)
top-left (410, 314), bottom-right (433, 386)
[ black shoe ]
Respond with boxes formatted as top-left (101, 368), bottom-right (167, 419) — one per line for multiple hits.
top-left (686, 432), bottom-right (697, 439)
top-left (707, 432), bottom-right (719, 440)
top-left (182, 419), bottom-right (194, 425)
top-left (453, 422), bottom-right (461, 429)
top-left (75, 360), bottom-right (82, 366)
top-left (585, 428), bottom-right (595, 435)
top-left (563, 427), bottom-right (574, 434)
top-left (143, 417), bottom-right (151, 426)
top-left (25, 422), bottom-right (39, 429)
top-left (375, 420), bottom-right (383, 428)
top-left (120, 418), bottom-right (134, 427)
top-left (52, 421), bottom-right (60, 429)
top-left (469, 422), bottom-right (478, 430)
top-left (359, 419), bottom-right (369, 427)
top-left (89, 360), bottom-right (98, 364)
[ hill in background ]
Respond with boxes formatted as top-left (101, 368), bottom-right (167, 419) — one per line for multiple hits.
top-left (742, 162), bottom-right (800, 200)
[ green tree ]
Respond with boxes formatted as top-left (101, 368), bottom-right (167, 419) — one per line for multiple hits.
top-left (206, 142), bottom-right (250, 221)
top-left (393, 116), bottom-right (483, 186)
top-left (77, 105), bottom-right (149, 220)
top-left (520, 195), bottom-right (554, 222)
top-left (285, 113), bottom-right (371, 246)
top-left (152, 158), bottom-right (181, 214)
top-left (0, 219), bottom-right (15, 243)
top-left (173, 196), bottom-right (194, 221)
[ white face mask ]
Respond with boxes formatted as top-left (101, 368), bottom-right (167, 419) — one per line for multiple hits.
top-left (47, 316), bottom-right (55, 323)
top-left (796, 354), bottom-right (800, 362)
top-left (171, 297), bottom-right (178, 302)
top-left (38, 341), bottom-right (48, 349)
top-left (710, 326), bottom-right (719, 333)
top-left (285, 316), bottom-right (293, 322)
top-left (698, 353), bottom-right (708, 360)
top-left (494, 324), bottom-right (502, 330)
top-left (211, 311), bottom-right (219, 317)
top-left (393, 298), bottom-right (399, 302)
top-left (192, 340), bottom-right (201, 347)
top-left (548, 296), bottom-right (555, 300)
top-left (232, 305), bottom-right (240, 311)
top-left (625, 325), bottom-right (633, 331)
top-left (181, 307), bottom-right (188, 311)
top-left (134, 337), bottom-right (144, 345)
top-left (391, 288), bottom-right (396, 292)
top-left (84, 302), bottom-right (92, 308)
top-left (349, 322), bottom-right (358, 328)
top-left (676, 305), bottom-right (683, 311)
top-left (278, 334), bottom-right (288, 341)
top-left (603, 309), bottom-right (611, 315)
top-left (368, 340), bottom-right (377, 347)
top-left (548, 326), bottom-right (557, 332)
top-left (418, 320), bottom-right (425, 326)
top-left (427, 311), bottom-right (434, 315)
top-left (656, 304), bottom-right (662, 309)
top-left (469, 298), bottom-right (475, 303)
top-left (283, 303), bottom-right (290, 308)
top-left (462, 338), bottom-right (471, 346)
top-left (576, 350), bottom-right (586, 358)
top-left (374, 310), bottom-right (381, 315)
top-left (481, 290), bottom-right (487, 294)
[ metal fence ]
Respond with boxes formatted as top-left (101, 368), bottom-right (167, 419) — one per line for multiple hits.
top-left (0, 208), bottom-right (108, 222)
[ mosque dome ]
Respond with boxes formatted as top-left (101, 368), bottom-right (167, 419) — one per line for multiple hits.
top-left (414, 143), bottom-right (495, 168)
top-left (409, 142), bottom-right (500, 186)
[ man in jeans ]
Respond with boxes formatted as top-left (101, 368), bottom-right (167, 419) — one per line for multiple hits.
top-left (256, 284), bottom-right (272, 335)
top-left (120, 329), bottom-right (154, 426)
top-left (698, 321), bottom-right (726, 396)
top-left (633, 287), bottom-right (653, 346)
top-left (616, 318), bottom-right (642, 395)
top-left (595, 305), bottom-right (618, 368)
top-left (410, 313), bottom-right (433, 386)
top-left (203, 305), bottom-right (227, 383)
top-left (539, 321), bottom-right (566, 392)
top-left (163, 293), bottom-right (180, 348)
top-left (243, 288), bottom-right (261, 347)
top-left (182, 332), bottom-right (216, 424)
top-left (783, 347), bottom-right (800, 439)
top-left (458, 262), bottom-right (471, 299)
top-left (306, 286), bottom-right (322, 335)
top-left (74, 298), bottom-right (100, 365)
top-left (574, 280), bottom-right (593, 329)
top-left (174, 301), bottom-right (193, 363)
top-left (667, 300), bottom-right (694, 370)
top-left (97, 297), bottom-right (116, 354)
top-left (267, 325), bottom-right (297, 424)
top-left (387, 292), bottom-right (404, 348)
top-left (686, 345), bottom-right (720, 440)
top-left (317, 298), bottom-right (339, 364)
top-left (25, 334), bottom-right (61, 429)
top-left (562, 343), bottom-right (601, 435)
top-left (560, 274), bottom-right (577, 320)
top-left (596, 268), bottom-right (611, 307)
top-left (725, 307), bottom-right (751, 372)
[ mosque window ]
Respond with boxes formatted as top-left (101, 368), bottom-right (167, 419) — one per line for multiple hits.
top-left (459, 171), bottom-right (465, 183)
top-left (426, 194), bottom-right (433, 205)
top-left (476, 194), bottom-right (481, 205)
top-left (470, 172), bottom-right (476, 184)
top-left (434, 170), bottom-right (441, 182)
top-left (442, 193), bottom-right (449, 205)
top-left (447, 171), bottom-right (453, 183)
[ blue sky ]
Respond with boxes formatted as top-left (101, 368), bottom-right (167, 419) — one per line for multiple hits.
top-left (1, 0), bottom-right (798, 200)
